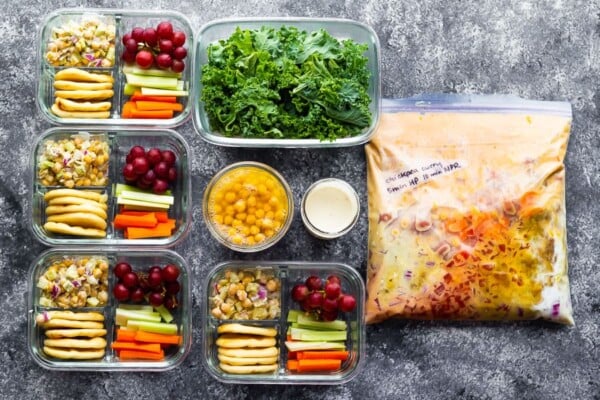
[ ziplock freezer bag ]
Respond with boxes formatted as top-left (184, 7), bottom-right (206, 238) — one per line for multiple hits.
top-left (365, 95), bottom-right (573, 325)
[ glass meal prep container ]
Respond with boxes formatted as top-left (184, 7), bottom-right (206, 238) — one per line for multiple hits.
top-left (27, 248), bottom-right (192, 371)
top-left (36, 9), bottom-right (194, 127)
top-left (29, 127), bottom-right (191, 247)
top-left (201, 261), bottom-right (365, 384)
top-left (193, 17), bottom-right (381, 148)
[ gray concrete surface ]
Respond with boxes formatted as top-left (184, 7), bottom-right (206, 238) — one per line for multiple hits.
top-left (0, 0), bottom-right (598, 399)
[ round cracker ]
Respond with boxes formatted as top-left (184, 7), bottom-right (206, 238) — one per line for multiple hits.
top-left (216, 334), bottom-right (276, 349)
top-left (56, 97), bottom-right (112, 112)
top-left (218, 346), bottom-right (279, 358)
top-left (46, 204), bottom-right (107, 220)
top-left (218, 354), bottom-right (278, 366)
top-left (45, 328), bottom-right (107, 338)
top-left (44, 221), bottom-right (106, 238)
top-left (36, 311), bottom-right (105, 323)
top-left (54, 80), bottom-right (113, 91)
top-left (40, 319), bottom-right (104, 329)
top-left (217, 323), bottom-right (277, 337)
top-left (45, 189), bottom-right (105, 202)
top-left (55, 89), bottom-right (114, 101)
top-left (219, 362), bottom-right (278, 374)
top-left (51, 103), bottom-right (110, 119)
top-left (47, 196), bottom-right (107, 210)
top-left (55, 68), bottom-right (114, 83)
top-left (47, 212), bottom-right (107, 230)
top-left (44, 337), bottom-right (107, 349)
top-left (43, 346), bottom-right (105, 360)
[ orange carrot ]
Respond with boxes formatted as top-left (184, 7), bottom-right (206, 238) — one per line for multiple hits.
top-left (121, 211), bottom-right (169, 222)
top-left (131, 91), bottom-right (177, 103)
top-left (116, 328), bottom-right (137, 342)
top-left (154, 212), bottom-right (169, 223)
top-left (287, 351), bottom-right (297, 360)
top-left (297, 351), bottom-right (349, 361)
top-left (114, 213), bottom-right (158, 228)
top-left (111, 341), bottom-right (162, 354)
top-left (136, 101), bottom-right (183, 112)
top-left (118, 349), bottom-right (165, 361)
top-left (287, 359), bottom-right (299, 371)
top-left (130, 108), bottom-right (174, 119)
top-left (296, 359), bottom-right (341, 372)
top-left (126, 222), bottom-right (174, 239)
top-left (122, 101), bottom-right (136, 118)
top-left (134, 331), bottom-right (182, 345)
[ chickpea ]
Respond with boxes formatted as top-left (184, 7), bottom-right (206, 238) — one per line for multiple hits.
top-left (236, 290), bottom-right (247, 301)
top-left (97, 291), bottom-right (108, 304)
top-left (212, 307), bottom-right (223, 319)
top-left (228, 283), bottom-right (238, 297)
top-left (220, 302), bottom-right (232, 314)
top-left (242, 298), bottom-right (253, 308)
top-left (266, 279), bottom-right (278, 292)
top-left (93, 268), bottom-right (103, 279)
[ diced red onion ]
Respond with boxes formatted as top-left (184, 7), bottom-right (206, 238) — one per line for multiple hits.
top-left (84, 53), bottom-right (95, 61)
top-left (552, 303), bottom-right (560, 317)
top-left (257, 286), bottom-right (267, 300)
top-left (72, 280), bottom-right (80, 288)
top-left (42, 311), bottom-right (50, 322)
top-left (51, 284), bottom-right (60, 299)
top-left (404, 270), bottom-right (412, 280)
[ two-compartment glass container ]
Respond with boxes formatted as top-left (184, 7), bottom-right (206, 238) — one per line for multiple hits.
top-left (27, 248), bottom-right (192, 371)
top-left (36, 9), bottom-right (194, 127)
top-left (202, 261), bottom-right (365, 384)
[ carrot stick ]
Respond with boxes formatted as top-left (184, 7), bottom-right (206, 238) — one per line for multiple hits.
top-left (126, 222), bottom-right (174, 239)
top-left (134, 330), bottom-right (182, 345)
top-left (114, 213), bottom-right (158, 228)
top-left (154, 212), bottom-right (169, 223)
top-left (131, 91), bottom-right (177, 103)
top-left (130, 108), bottom-right (174, 119)
top-left (287, 359), bottom-right (299, 371)
top-left (136, 101), bottom-right (183, 112)
top-left (111, 341), bottom-right (162, 354)
top-left (287, 351), bottom-right (297, 360)
top-left (122, 101), bottom-right (136, 118)
top-left (116, 328), bottom-right (137, 342)
top-left (118, 349), bottom-right (165, 361)
top-left (297, 351), bottom-right (349, 361)
top-left (121, 211), bottom-right (169, 222)
top-left (296, 359), bottom-right (341, 372)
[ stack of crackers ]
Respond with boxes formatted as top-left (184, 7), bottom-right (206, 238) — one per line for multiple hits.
top-left (36, 311), bottom-right (107, 360)
top-left (51, 67), bottom-right (114, 119)
top-left (44, 188), bottom-right (108, 238)
top-left (216, 323), bottom-right (279, 374)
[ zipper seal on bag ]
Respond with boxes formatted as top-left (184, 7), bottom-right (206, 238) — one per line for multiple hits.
top-left (381, 94), bottom-right (572, 118)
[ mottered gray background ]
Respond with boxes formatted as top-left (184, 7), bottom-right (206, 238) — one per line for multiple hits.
top-left (1, 0), bottom-right (599, 399)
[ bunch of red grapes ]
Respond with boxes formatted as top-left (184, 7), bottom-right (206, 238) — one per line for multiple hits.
top-left (291, 275), bottom-right (357, 321)
top-left (121, 21), bottom-right (188, 72)
top-left (112, 262), bottom-right (181, 310)
top-left (122, 145), bottom-right (177, 195)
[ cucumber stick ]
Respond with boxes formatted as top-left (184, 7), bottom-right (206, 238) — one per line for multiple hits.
top-left (285, 341), bottom-right (346, 352)
top-left (125, 73), bottom-right (178, 90)
top-left (117, 197), bottom-right (170, 209)
top-left (124, 81), bottom-right (184, 95)
top-left (120, 190), bottom-right (174, 205)
top-left (127, 320), bottom-right (178, 335)
top-left (296, 314), bottom-right (347, 331)
top-left (141, 87), bottom-right (189, 97)
top-left (114, 183), bottom-right (172, 197)
top-left (123, 65), bottom-right (182, 78)
top-left (290, 327), bottom-right (347, 341)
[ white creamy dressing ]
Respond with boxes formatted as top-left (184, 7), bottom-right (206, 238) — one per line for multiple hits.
top-left (303, 180), bottom-right (359, 234)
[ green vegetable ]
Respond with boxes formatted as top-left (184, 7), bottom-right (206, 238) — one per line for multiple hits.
top-left (127, 320), bottom-right (178, 335)
top-left (285, 341), bottom-right (346, 352)
top-left (290, 327), bottom-right (347, 341)
top-left (125, 73), bottom-right (179, 90)
top-left (201, 25), bottom-right (372, 141)
top-left (119, 190), bottom-right (174, 205)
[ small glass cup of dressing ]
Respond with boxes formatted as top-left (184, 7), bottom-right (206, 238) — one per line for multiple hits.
top-left (301, 178), bottom-right (360, 239)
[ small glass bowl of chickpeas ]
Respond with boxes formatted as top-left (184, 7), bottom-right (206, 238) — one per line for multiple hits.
top-left (203, 161), bottom-right (294, 252)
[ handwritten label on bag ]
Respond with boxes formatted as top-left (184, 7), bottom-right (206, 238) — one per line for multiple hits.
top-left (384, 159), bottom-right (466, 194)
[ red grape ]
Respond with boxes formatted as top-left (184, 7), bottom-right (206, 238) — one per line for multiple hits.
top-left (164, 295), bottom-right (178, 310)
top-left (300, 298), bottom-right (311, 312)
top-left (122, 272), bottom-right (139, 288)
top-left (161, 264), bottom-right (180, 282)
top-left (149, 292), bottom-right (164, 307)
top-left (132, 156), bottom-right (149, 175)
top-left (129, 145), bottom-right (146, 159)
top-left (130, 287), bottom-right (145, 303)
top-left (165, 281), bottom-right (180, 295)
top-left (338, 294), bottom-right (356, 312)
top-left (327, 275), bottom-right (342, 286)
top-left (122, 32), bottom-right (132, 46)
top-left (137, 179), bottom-right (151, 190)
top-left (136, 49), bottom-right (154, 69)
top-left (305, 275), bottom-right (322, 291)
top-left (113, 283), bottom-right (130, 301)
top-left (171, 59), bottom-right (185, 73)
top-left (156, 52), bottom-right (173, 69)
top-left (321, 309), bottom-right (339, 321)
top-left (123, 163), bottom-right (137, 181)
top-left (143, 28), bottom-right (158, 47)
top-left (138, 275), bottom-right (150, 292)
top-left (147, 271), bottom-right (163, 288)
top-left (161, 150), bottom-right (176, 166)
top-left (114, 262), bottom-right (132, 279)
top-left (154, 161), bottom-right (169, 178)
top-left (146, 148), bottom-right (162, 165)
top-left (125, 37), bottom-right (138, 53)
top-left (156, 21), bottom-right (174, 40)
top-left (306, 291), bottom-right (324, 309)
top-left (141, 169), bottom-right (157, 185)
top-left (153, 178), bottom-right (169, 194)
top-left (158, 39), bottom-right (173, 54)
top-left (172, 31), bottom-right (186, 47)
top-left (322, 297), bottom-right (338, 312)
top-left (121, 50), bottom-right (136, 64)
top-left (167, 167), bottom-right (177, 183)
top-left (324, 281), bottom-right (341, 300)
top-left (172, 46), bottom-right (187, 60)
top-left (131, 27), bottom-right (145, 43)
top-left (149, 266), bottom-right (162, 275)
top-left (291, 284), bottom-right (309, 302)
